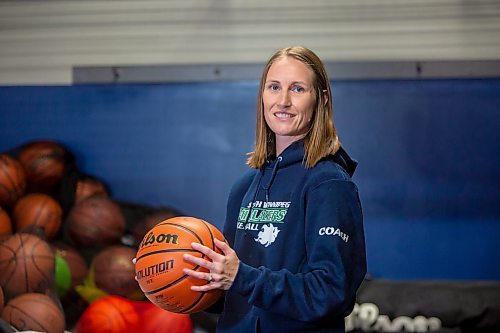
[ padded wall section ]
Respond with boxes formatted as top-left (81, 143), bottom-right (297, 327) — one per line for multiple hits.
top-left (0, 79), bottom-right (499, 280)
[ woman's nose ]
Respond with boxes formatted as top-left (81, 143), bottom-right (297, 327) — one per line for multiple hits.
top-left (278, 90), bottom-right (291, 107)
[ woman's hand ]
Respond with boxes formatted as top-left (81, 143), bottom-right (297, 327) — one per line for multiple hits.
top-left (183, 238), bottom-right (239, 291)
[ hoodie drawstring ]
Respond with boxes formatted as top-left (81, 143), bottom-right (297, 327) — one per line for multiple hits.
top-left (263, 156), bottom-right (282, 201)
top-left (244, 155), bottom-right (282, 231)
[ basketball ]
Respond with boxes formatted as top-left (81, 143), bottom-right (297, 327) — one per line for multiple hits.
top-left (75, 175), bottom-right (109, 204)
top-left (17, 140), bottom-right (68, 193)
top-left (0, 154), bottom-right (26, 207)
top-left (135, 216), bottom-right (225, 314)
top-left (0, 207), bottom-right (12, 240)
top-left (92, 245), bottom-right (140, 298)
top-left (66, 196), bottom-right (126, 248)
top-left (0, 233), bottom-right (55, 298)
top-left (52, 242), bottom-right (88, 288)
top-left (1, 292), bottom-right (65, 333)
top-left (12, 193), bottom-right (63, 241)
top-left (74, 295), bottom-right (140, 333)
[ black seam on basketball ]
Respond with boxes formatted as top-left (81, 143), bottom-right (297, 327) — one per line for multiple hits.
top-left (0, 254), bottom-right (54, 265)
top-left (7, 303), bottom-right (54, 331)
top-left (19, 235), bottom-right (30, 293)
top-left (181, 291), bottom-right (206, 314)
top-left (0, 259), bottom-right (16, 288)
top-left (200, 220), bottom-right (217, 251)
top-left (32, 196), bottom-right (48, 228)
top-left (136, 248), bottom-right (201, 262)
top-left (27, 235), bottom-right (54, 290)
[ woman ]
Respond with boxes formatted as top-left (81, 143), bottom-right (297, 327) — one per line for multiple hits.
top-left (183, 46), bottom-right (366, 333)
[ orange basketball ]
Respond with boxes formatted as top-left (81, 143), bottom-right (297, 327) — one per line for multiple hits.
top-left (92, 245), bottom-right (140, 298)
top-left (0, 233), bottom-right (55, 299)
top-left (1, 293), bottom-right (65, 333)
top-left (66, 196), bottom-right (126, 248)
top-left (12, 193), bottom-right (63, 241)
top-left (0, 154), bottom-right (26, 207)
top-left (17, 140), bottom-right (68, 193)
top-left (74, 295), bottom-right (140, 333)
top-left (0, 207), bottom-right (12, 240)
top-left (135, 216), bottom-right (225, 314)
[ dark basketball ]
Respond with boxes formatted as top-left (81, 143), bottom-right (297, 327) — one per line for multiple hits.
top-left (0, 233), bottom-right (55, 298)
top-left (75, 175), bottom-right (109, 204)
top-left (92, 245), bottom-right (140, 298)
top-left (1, 293), bottom-right (65, 333)
top-left (0, 154), bottom-right (26, 207)
top-left (12, 193), bottom-right (63, 241)
top-left (0, 207), bottom-right (12, 241)
top-left (66, 196), bottom-right (126, 248)
top-left (17, 140), bottom-right (68, 193)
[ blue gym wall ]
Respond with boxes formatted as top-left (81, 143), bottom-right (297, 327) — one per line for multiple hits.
top-left (1, 79), bottom-right (499, 281)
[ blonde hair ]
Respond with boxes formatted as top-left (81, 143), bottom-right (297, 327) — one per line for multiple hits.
top-left (247, 46), bottom-right (340, 169)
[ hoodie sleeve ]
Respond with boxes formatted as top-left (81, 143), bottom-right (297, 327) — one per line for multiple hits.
top-left (229, 179), bottom-right (367, 321)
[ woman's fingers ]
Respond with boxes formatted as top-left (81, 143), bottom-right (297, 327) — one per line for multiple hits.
top-left (183, 253), bottom-right (217, 272)
top-left (190, 242), bottom-right (224, 262)
top-left (184, 240), bottom-right (240, 291)
top-left (214, 238), bottom-right (231, 255)
top-left (183, 267), bottom-right (212, 282)
top-left (183, 268), bottom-right (222, 291)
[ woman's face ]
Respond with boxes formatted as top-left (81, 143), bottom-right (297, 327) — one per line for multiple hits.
top-left (263, 57), bottom-right (316, 148)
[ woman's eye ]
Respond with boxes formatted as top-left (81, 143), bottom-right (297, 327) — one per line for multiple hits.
top-left (291, 86), bottom-right (305, 93)
top-left (268, 84), bottom-right (280, 91)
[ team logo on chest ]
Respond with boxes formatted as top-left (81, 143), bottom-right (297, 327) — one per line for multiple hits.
top-left (237, 200), bottom-right (289, 247)
top-left (254, 223), bottom-right (280, 247)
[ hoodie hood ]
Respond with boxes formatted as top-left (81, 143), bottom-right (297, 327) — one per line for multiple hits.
top-left (266, 140), bottom-right (358, 177)
top-left (259, 140), bottom-right (357, 202)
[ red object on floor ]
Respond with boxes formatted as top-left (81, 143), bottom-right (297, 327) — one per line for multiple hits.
top-left (74, 295), bottom-right (192, 333)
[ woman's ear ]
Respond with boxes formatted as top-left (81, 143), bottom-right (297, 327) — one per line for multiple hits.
top-left (322, 89), bottom-right (329, 106)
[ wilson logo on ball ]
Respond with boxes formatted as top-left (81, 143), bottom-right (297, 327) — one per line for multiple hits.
top-left (136, 260), bottom-right (175, 280)
top-left (140, 232), bottom-right (179, 248)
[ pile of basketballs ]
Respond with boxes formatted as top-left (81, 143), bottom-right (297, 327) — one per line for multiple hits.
top-left (0, 139), bottom-right (192, 333)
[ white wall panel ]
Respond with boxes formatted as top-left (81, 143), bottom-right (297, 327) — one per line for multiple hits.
top-left (1, 0), bottom-right (499, 84)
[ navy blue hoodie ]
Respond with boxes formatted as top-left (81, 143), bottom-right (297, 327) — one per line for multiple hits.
top-left (217, 140), bottom-right (366, 333)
